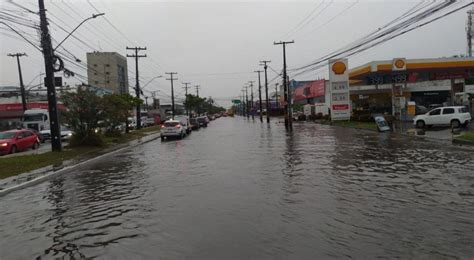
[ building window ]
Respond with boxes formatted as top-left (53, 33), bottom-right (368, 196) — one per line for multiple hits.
top-left (106, 80), bottom-right (110, 84)
top-left (105, 64), bottom-right (110, 67)
top-left (95, 81), bottom-right (99, 84)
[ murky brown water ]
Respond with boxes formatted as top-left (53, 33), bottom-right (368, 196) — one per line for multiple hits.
top-left (1, 117), bottom-right (473, 259)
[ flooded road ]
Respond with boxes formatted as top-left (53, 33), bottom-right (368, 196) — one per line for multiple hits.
top-left (1, 117), bottom-right (474, 259)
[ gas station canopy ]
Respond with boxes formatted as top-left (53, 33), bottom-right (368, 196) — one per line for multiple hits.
top-left (349, 57), bottom-right (474, 86)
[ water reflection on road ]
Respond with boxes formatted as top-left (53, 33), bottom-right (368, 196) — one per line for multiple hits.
top-left (1, 117), bottom-right (473, 259)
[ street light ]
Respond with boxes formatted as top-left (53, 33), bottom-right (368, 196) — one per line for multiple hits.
top-left (54, 13), bottom-right (105, 51)
top-left (142, 75), bottom-right (163, 89)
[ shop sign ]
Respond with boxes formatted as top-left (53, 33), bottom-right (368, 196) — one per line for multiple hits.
top-left (329, 58), bottom-right (350, 121)
top-left (392, 58), bottom-right (406, 71)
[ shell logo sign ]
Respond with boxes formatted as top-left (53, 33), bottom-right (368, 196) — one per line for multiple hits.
top-left (392, 58), bottom-right (406, 71)
top-left (332, 61), bottom-right (347, 75)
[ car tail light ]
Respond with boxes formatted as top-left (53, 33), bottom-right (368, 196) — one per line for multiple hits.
top-left (161, 125), bottom-right (165, 128)
top-left (175, 124), bottom-right (181, 129)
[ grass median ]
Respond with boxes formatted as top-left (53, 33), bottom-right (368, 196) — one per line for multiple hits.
top-left (458, 131), bottom-right (474, 142)
top-left (0, 125), bottom-right (161, 180)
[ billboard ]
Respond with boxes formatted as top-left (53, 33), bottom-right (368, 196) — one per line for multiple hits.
top-left (329, 59), bottom-right (350, 121)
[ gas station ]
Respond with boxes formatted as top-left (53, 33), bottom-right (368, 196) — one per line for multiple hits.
top-left (349, 57), bottom-right (474, 120)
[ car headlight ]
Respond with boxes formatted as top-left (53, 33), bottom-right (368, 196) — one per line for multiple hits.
top-left (0, 143), bottom-right (7, 147)
top-left (68, 133), bottom-right (73, 136)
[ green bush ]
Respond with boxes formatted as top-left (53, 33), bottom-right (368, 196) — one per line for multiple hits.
top-left (69, 133), bottom-right (105, 147)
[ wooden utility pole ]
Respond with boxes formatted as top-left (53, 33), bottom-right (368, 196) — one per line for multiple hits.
top-left (8, 53), bottom-right (28, 111)
top-left (182, 82), bottom-right (191, 117)
top-left (248, 81), bottom-right (255, 120)
top-left (195, 85), bottom-right (201, 115)
top-left (244, 86), bottom-right (250, 119)
top-left (260, 60), bottom-right (271, 123)
top-left (126, 46), bottom-right (147, 129)
top-left (166, 72), bottom-right (178, 119)
top-left (274, 40), bottom-right (294, 129)
top-left (254, 70), bottom-right (263, 122)
top-left (39, 0), bottom-right (62, 151)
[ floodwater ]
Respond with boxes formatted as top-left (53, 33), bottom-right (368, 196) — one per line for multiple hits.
top-left (1, 117), bottom-right (473, 259)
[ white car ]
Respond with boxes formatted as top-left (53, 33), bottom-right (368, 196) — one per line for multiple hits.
top-left (174, 116), bottom-right (192, 134)
top-left (40, 127), bottom-right (73, 142)
top-left (160, 120), bottom-right (186, 141)
top-left (414, 106), bottom-right (471, 128)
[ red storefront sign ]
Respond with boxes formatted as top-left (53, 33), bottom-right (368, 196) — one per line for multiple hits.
top-left (294, 79), bottom-right (326, 102)
top-left (308, 79), bottom-right (325, 97)
top-left (332, 104), bottom-right (349, 110)
top-left (294, 87), bottom-right (306, 101)
top-left (0, 102), bottom-right (65, 111)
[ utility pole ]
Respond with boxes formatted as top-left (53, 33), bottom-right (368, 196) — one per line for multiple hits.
top-left (166, 72), bottom-right (178, 120)
top-left (260, 60), bottom-right (271, 123)
top-left (145, 96), bottom-right (149, 111)
top-left (274, 40), bottom-right (294, 129)
top-left (254, 70), bottom-right (263, 122)
top-left (151, 91), bottom-right (158, 109)
top-left (248, 81), bottom-right (255, 120)
top-left (244, 86), bottom-right (250, 119)
top-left (182, 82), bottom-right (191, 117)
top-left (8, 53), bottom-right (27, 111)
top-left (275, 83), bottom-right (280, 110)
top-left (195, 85), bottom-right (201, 115)
top-left (126, 46), bottom-right (147, 129)
top-left (241, 89), bottom-right (246, 117)
top-left (39, 0), bottom-right (61, 152)
top-left (468, 9), bottom-right (473, 57)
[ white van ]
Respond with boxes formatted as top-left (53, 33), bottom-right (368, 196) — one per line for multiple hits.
top-left (23, 109), bottom-right (50, 131)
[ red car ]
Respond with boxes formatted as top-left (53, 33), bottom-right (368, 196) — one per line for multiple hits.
top-left (0, 129), bottom-right (40, 155)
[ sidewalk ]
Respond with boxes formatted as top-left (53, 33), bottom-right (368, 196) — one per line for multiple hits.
top-left (391, 121), bottom-right (473, 141)
top-left (0, 131), bottom-right (161, 195)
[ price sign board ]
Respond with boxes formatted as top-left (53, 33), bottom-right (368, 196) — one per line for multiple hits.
top-left (329, 59), bottom-right (350, 121)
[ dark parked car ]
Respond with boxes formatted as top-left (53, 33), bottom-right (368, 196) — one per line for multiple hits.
top-left (190, 118), bottom-right (200, 130)
top-left (197, 116), bottom-right (208, 127)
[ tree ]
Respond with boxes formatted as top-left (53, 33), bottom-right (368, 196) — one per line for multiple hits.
top-left (102, 93), bottom-right (143, 135)
top-left (61, 87), bottom-right (105, 146)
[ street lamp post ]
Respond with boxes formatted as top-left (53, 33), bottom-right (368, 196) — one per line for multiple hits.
top-left (54, 13), bottom-right (105, 51)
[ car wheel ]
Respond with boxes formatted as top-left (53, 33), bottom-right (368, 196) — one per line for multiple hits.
top-left (32, 142), bottom-right (39, 150)
top-left (10, 145), bottom-right (17, 154)
top-left (451, 119), bottom-right (460, 129)
top-left (416, 120), bottom-right (425, 129)
top-left (161, 136), bottom-right (165, 141)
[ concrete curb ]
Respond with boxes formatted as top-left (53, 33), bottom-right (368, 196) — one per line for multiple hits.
top-left (452, 138), bottom-right (474, 146)
top-left (0, 133), bottom-right (161, 197)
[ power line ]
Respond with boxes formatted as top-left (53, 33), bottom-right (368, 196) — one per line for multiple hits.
top-left (290, 1), bottom-right (465, 77)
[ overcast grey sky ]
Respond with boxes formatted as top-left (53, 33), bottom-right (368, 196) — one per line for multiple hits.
top-left (0, 0), bottom-right (471, 106)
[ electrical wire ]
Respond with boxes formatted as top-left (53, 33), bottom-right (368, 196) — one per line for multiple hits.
top-left (290, 0), bottom-right (464, 77)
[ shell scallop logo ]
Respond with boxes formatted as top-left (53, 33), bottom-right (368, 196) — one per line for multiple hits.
top-left (394, 59), bottom-right (405, 69)
top-left (332, 61), bottom-right (346, 75)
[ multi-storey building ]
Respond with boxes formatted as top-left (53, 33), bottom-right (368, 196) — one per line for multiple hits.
top-left (87, 52), bottom-right (129, 94)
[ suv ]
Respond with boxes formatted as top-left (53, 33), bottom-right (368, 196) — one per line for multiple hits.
top-left (174, 116), bottom-right (191, 134)
top-left (160, 120), bottom-right (186, 141)
top-left (197, 116), bottom-right (208, 127)
top-left (414, 106), bottom-right (471, 128)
